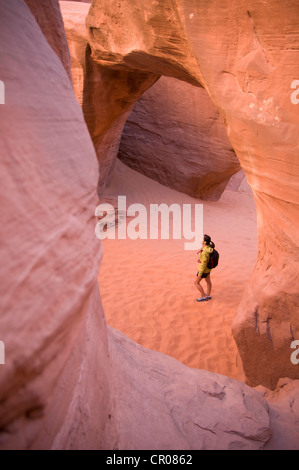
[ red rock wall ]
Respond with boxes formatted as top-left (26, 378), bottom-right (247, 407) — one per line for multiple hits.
top-left (118, 76), bottom-right (240, 201)
top-left (1, 0), bottom-right (298, 450)
top-left (0, 0), bottom-right (113, 449)
top-left (60, 0), bottom-right (159, 192)
top-left (61, 2), bottom-right (240, 200)
top-left (0, 2), bottom-right (276, 450)
top-left (86, 0), bottom-right (299, 388)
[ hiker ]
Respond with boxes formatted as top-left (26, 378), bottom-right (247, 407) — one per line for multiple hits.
top-left (194, 234), bottom-right (215, 302)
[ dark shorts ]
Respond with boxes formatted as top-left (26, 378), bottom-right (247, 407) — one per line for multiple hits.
top-left (197, 271), bottom-right (210, 279)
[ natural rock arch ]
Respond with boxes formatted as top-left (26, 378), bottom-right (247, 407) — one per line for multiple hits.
top-left (84, 0), bottom-right (299, 388)
top-left (117, 76), bottom-right (241, 201)
top-left (1, 0), bottom-right (298, 451)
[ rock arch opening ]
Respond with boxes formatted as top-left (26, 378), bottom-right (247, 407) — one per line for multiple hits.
top-left (61, 0), bottom-right (299, 390)
top-left (1, 0), bottom-right (298, 451)
top-left (97, 74), bottom-right (257, 381)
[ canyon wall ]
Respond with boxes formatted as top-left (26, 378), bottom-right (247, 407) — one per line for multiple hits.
top-left (61, 2), bottom-right (241, 201)
top-left (118, 76), bottom-right (240, 201)
top-left (0, 0), bottom-right (113, 449)
top-left (0, 0), bottom-right (277, 449)
top-left (24, 0), bottom-right (72, 82)
top-left (60, 1), bottom-right (159, 192)
top-left (86, 0), bottom-right (299, 389)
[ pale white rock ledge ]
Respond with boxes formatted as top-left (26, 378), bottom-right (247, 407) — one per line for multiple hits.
top-left (108, 326), bottom-right (271, 450)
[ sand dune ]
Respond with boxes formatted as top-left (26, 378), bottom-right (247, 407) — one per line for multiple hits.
top-left (98, 160), bottom-right (257, 381)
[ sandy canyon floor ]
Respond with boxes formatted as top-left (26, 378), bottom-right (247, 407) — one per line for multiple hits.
top-left (98, 160), bottom-right (257, 382)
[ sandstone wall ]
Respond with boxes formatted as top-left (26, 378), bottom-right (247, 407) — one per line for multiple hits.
top-left (24, 0), bottom-right (72, 82)
top-left (118, 76), bottom-right (240, 201)
top-left (60, 1), bottom-right (159, 193)
top-left (1, 0), bottom-right (299, 450)
top-left (0, 0), bottom-right (113, 449)
top-left (61, 1), bottom-right (242, 201)
top-left (86, 0), bottom-right (299, 389)
top-left (0, 0), bottom-right (277, 450)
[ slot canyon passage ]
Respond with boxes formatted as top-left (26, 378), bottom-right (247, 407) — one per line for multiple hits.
top-left (0, 0), bottom-right (299, 451)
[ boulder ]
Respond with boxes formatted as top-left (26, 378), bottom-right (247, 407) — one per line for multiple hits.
top-left (108, 327), bottom-right (271, 450)
top-left (258, 379), bottom-right (299, 450)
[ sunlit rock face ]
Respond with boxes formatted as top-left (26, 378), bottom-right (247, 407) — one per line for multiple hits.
top-left (86, 0), bottom-right (299, 389)
top-left (61, 2), bottom-right (240, 202)
top-left (60, 1), bottom-right (159, 193)
top-left (118, 76), bottom-right (240, 201)
top-left (0, 0), bottom-right (273, 451)
top-left (1, 0), bottom-right (298, 451)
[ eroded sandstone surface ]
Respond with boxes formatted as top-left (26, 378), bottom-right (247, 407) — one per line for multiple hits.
top-left (60, 1), bottom-right (159, 192)
top-left (0, 0), bottom-right (298, 451)
top-left (118, 76), bottom-right (240, 201)
top-left (0, 0), bottom-right (112, 449)
top-left (86, 0), bottom-right (299, 389)
top-left (24, 0), bottom-right (72, 82)
top-left (108, 327), bottom-right (271, 450)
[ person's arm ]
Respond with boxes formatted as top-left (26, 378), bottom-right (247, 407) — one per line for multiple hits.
top-left (197, 251), bottom-right (209, 277)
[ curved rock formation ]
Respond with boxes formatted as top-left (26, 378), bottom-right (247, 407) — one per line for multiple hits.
top-left (60, 1), bottom-right (159, 192)
top-left (108, 327), bottom-right (271, 450)
top-left (62, 2), bottom-right (240, 201)
top-left (0, 0), bottom-right (113, 449)
top-left (0, 0), bottom-right (278, 449)
top-left (118, 76), bottom-right (240, 200)
top-left (0, 0), bottom-right (277, 450)
top-left (24, 0), bottom-right (72, 82)
top-left (258, 378), bottom-right (299, 450)
top-left (86, 0), bottom-right (299, 389)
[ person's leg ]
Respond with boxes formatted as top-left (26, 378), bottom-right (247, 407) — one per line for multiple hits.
top-left (194, 275), bottom-right (207, 298)
top-left (205, 274), bottom-right (212, 297)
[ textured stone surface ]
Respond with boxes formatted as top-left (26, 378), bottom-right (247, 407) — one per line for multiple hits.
top-left (60, 1), bottom-right (159, 193)
top-left (87, 0), bottom-right (299, 389)
top-left (258, 379), bottom-right (299, 450)
top-left (58, 1), bottom-right (90, 106)
top-left (0, 0), bottom-right (271, 451)
top-left (226, 169), bottom-right (248, 192)
top-left (108, 327), bottom-right (271, 450)
top-left (87, 0), bottom-right (203, 87)
top-left (0, 0), bottom-right (113, 449)
top-left (24, 0), bottom-right (72, 82)
top-left (1, 0), bottom-right (298, 451)
top-left (118, 76), bottom-right (240, 200)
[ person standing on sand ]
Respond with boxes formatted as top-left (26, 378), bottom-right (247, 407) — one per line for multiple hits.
top-left (194, 234), bottom-right (214, 302)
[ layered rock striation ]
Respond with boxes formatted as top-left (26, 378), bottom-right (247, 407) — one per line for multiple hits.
top-left (0, 0), bottom-right (288, 450)
top-left (60, 1), bottom-right (159, 192)
top-left (0, 0), bottom-right (298, 450)
top-left (0, 0), bottom-right (112, 449)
